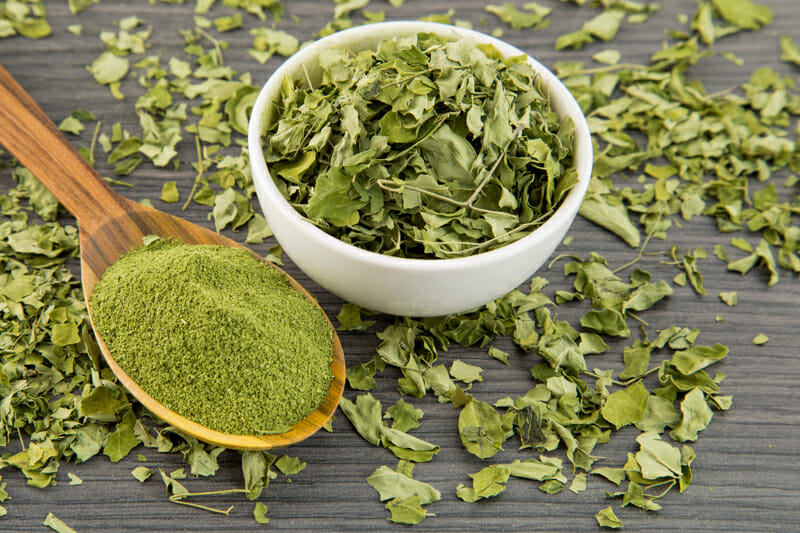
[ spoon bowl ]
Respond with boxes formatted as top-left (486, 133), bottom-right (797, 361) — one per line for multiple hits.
top-left (0, 64), bottom-right (345, 450)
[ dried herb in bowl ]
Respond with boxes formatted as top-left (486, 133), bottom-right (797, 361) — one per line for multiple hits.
top-left (262, 32), bottom-right (578, 259)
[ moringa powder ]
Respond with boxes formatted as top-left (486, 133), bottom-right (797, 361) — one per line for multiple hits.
top-left (89, 239), bottom-right (334, 435)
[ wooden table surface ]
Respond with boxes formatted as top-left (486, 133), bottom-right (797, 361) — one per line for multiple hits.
top-left (1, 1), bottom-right (798, 531)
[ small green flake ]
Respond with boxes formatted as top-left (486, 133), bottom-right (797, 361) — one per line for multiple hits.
top-left (214, 13), bottom-right (242, 32)
top-left (160, 181), bottom-right (180, 203)
top-left (485, 2), bottom-right (551, 30)
top-left (569, 472), bottom-right (587, 493)
top-left (719, 291), bottom-right (738, 306)
top-left (780, 36), bottom-right (800, 66)
top-left (44, 513), bottom-right (77, 533)
top-left (488, 346), bottom-right (510, 365)
top-left (456, 464), bottom-right (511, 502)
top-left (711, 0), bottom-right (773, 30)
top-left (58, 116), bottom-right (85, 135)
top-left (601, 381), bottom-right (649, 429)
top-left (449, 360), bottom-right (484, 384)
top-left (274, 455), bottom-right (306, 476)
top-left (132, 466), bottom-right (154, 483)
top-left (538, 478), bottom-right (565, 494)
top-left (69, 0), bottom-right (98, 14)
top-left (67, 473), bottom-right (83, 485)
top-left (367, 463), bottom-right (441, 524)
top-left (752, 333), bottom-right (769, 345)
top-left (253, 502), bottom-right (269, 524)
top-left (593, 49), bottom-right (621, 65)
top-left (87, 52), bottom-right (129, 85)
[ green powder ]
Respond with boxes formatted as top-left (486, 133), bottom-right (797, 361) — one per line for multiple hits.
top-left (89, 239), bottom-right (334, 435)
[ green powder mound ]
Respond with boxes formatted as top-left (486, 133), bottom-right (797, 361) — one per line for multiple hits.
top-left (89, 240), bottom-right (334, 435)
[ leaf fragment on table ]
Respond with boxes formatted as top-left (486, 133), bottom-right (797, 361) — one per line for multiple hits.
top-left (367, 461), bottom-right (441, 524)
top-left (579, 196), bottom-right (641, 247)
top-left (601, 381), bottom-right (649, 429)
top-left (103, 409), bottom-right (140, 462)
top-left (253, 502), bottom-right (269, 524)
top-left (718, 291), bottom-right (738, 306)
top-left (635, 431), bottom-right (682, 479)
top-left (449, 360), bottom-right (484, 384)
top-left (485, 2), bottom-right (551, 30)
top-left (214, 12), bottom-right (242, 32)
top-left (385, 494), bottom-right (430, 525)
top-left (241, 451), bottom-right (276, 500)
top-left (569, 472), bottom-right (587, 493)
top-left (670, 388), bottom-right (713, 442)
top-left (245, 214), bottom-right (273, 244)
top-left (593, 49), bottom-right (622, 64)
top-left (339, 394), bottom-right (383, 446)
top-left (341, 394), bottom-right (439, 461)
top-left (591, 467), bottom-right (626, 486)
top-left (87, 51), bottom-right (130, 85)
top-left (488, 346), bottom-right (510, 365)
top-left (274, 455), bottom-right (306, 476)
top-left (338, 304), bottom-right (377, 333)
top-left (0, 1), bottom-right (52, 39)
top-left (780, 36), bottom-right (800, 66)
top-left (58, 116), bottom-right (85, 136)
top-left (384, 399), bottom-right (423, 433)
top-left (556, 9), bottom-right (625, 50)
top-left (132, 466), bottom-right (154, 483)
top-left (44, 513), bottom-right (77, 533)
top-left (458, 397), bottom-right (507, 459)
top-left (456, 464), bottom-right (511, 502)
top-left (711, 0), bottom-right (773, 30)
top-left (249, 27), bottom-right (299, 63)
top-left (595, 506), bottom-right (623, 529)
top-left (727, 239), bottom-right (779, 286)
top-left (367, 460), bottom-right (442, 505)
top-left (160, 181), bottom-right (180, 203)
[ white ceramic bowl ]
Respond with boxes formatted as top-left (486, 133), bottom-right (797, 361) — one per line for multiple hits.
top-left (248, 21), bottom-right (592, 317)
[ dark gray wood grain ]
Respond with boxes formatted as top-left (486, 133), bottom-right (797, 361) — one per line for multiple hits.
top-left (1, 1), bottom-right (798, 531)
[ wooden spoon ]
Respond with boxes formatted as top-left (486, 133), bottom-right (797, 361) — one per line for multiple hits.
top-left (0, 64), bottom-right (345, 450)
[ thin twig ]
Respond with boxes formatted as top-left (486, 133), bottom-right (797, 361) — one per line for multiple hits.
top-left (375, 124), bottom-right (524, 218)
top-left (168, 488), bottom-right (250, 515)
top-left (182, 136), bottom-right (204, 211)
top-left (547, 253), bottom-right (585, 270)
top-left (612, 220), bottom-right (659, 274)
top-left (564, 63), bottom-right (649, 76)
top-left (196, 28), bottom-right (224, 66)
top-left (628, 312), bottom-right (649, 327)
top-left (302, 64), bottom-right (314, 91)
top-left (88, 120), bottom-right (101, 165)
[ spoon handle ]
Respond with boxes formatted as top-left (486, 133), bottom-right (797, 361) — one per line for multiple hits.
top-left (0, 64), bottom-right (138, 234)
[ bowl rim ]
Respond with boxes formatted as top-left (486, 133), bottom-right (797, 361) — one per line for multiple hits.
top-left (248, 21), bottom-right (593, 274)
